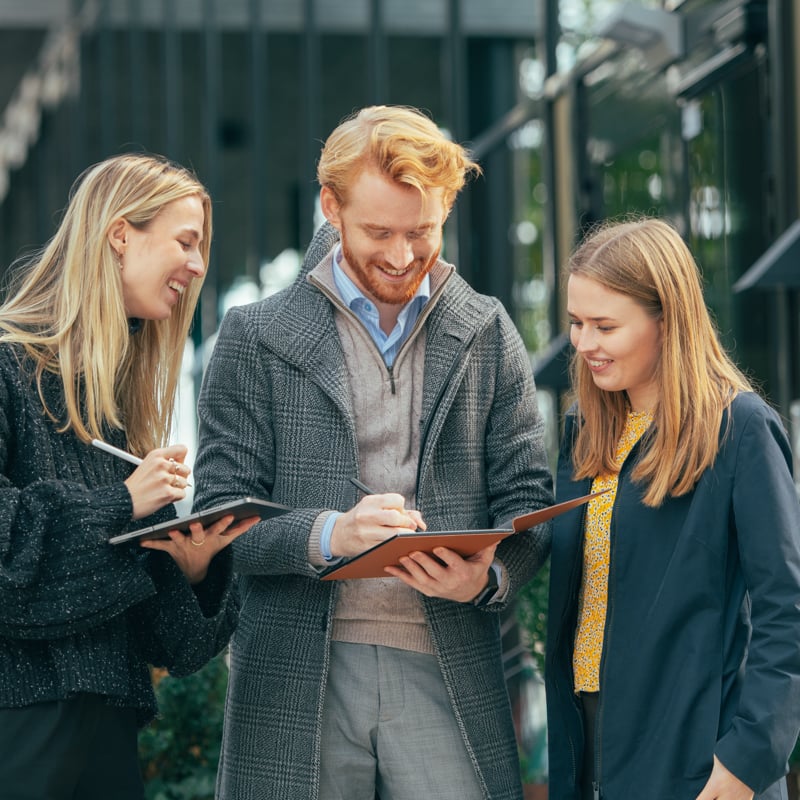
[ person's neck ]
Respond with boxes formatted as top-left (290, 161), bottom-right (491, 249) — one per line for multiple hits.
top-left (376, 301), bottom-right (400, 335)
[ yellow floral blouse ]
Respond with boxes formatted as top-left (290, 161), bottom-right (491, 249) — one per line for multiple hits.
top-left (572, 410), bottom-right (653, 693)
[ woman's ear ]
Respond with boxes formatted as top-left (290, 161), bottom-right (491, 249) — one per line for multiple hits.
top-left (107, 217), bottom-right (128, 256)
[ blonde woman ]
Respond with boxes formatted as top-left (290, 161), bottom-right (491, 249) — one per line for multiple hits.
top-left (545, 217), bottom-right (800, 800)
top-left (0, 154), bottom-right (255, 800)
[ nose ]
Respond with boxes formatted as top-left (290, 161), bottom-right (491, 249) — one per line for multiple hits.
top-left (572, 325), bottom-right (596, 353)
top-left (384, 237), bottom-right (414, 269)
top-left (187, 252), bottom-right (205, 278)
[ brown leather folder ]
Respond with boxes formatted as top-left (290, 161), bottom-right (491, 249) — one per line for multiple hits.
top-left (320, 490), bottom-right (605, 580)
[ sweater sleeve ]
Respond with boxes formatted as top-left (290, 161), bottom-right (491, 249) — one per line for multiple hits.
top-left (126, 548), bottom-right (239, 676)
top-left (0, 479), bottom-right (158, 640)
top-left (714, 399), bottom-right (800, 792)
top-left (0, 366), bottom-right (156, 639)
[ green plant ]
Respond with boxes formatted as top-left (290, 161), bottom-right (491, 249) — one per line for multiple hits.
top-left (516, 558), bottom-right (549, 677)
top-left (138, 653), bottom-right (229, 800)
top-left (515, 560), bottom-right (551, 785)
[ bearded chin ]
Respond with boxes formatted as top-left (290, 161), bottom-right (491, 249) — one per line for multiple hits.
top-left (388, 248), bottom-right (439, 305)
top-left (341, 234), bottom-right (440, 306)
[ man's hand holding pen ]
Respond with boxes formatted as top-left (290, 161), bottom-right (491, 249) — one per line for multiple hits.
top-left (340, 477), bottom-right (497, 603)
top-left (329, 492), bottom-right (426, 559)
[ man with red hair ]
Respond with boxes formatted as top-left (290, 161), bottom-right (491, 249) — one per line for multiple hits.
top-left (194, 105), bottom-right (554, 800)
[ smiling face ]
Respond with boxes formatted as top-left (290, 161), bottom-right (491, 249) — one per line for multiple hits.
top-left (109, 195), bottom-right (206, 321)
top-left (320, 168), bottom-right (447, 329)
top-left (567, 273), bottom-right (663, 412)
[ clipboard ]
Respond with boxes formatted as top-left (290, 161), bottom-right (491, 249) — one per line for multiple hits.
top-left (320, 490), bottom-right (606, 580)
top-left (109, 496), bottom-right (291, 545)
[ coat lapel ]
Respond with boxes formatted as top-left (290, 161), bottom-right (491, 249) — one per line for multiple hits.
top-left (418, 277), bottom-right (495, 479)
top-left (260, 254), bottom-right (355, 426)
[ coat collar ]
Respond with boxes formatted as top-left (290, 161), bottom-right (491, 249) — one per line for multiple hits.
top-left (255, 223), bottom-right (503, 445)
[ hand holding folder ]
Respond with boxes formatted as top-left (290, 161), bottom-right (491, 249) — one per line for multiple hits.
top-left (321, 490), bottom-right (606, 580)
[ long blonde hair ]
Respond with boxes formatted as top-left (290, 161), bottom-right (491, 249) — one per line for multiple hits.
top-left (567, 217), bottom-right (752, 506)
top-left (0, 153), bottom-right (211, 456)
top-left (317, 105), bottom-right (481, 212)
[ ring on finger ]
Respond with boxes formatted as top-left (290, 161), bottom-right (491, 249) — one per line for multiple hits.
top-left (169, 458), bottom-right (178, 474)
top-left (190, 536), bottom-right (205, 547)
top-left (172, 476), bottom-right (180, 488)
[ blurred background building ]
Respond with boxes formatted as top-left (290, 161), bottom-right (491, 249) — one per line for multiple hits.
top-left (2, 1), bottom-right (798, 419)
top-left (2, 0), bottom-right (798, 444)
top-left (1, 0), bottom-right (799, 792)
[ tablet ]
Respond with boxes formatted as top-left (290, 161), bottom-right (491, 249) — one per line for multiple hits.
top-left (109, 497), bottom-right (290, 545)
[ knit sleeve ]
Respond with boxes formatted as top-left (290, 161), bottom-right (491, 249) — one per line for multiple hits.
top-left (0, 364), bottom-right (156, 639)
top-left (126, 549), bottom-right (239, 676)
top-left (0, 479), bottom-right (158, 640)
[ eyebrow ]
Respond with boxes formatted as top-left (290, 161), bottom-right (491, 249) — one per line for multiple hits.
top-left (566, 311), bottom-right (617, 322)
top-left (361, 222), bottom-right (436, 232)
top-left (178, 226), bottom-right (202, 242)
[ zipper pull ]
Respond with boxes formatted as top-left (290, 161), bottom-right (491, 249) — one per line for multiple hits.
top-left (593, 781), bottom-right (600, 800)
top-left (388, 368), bottom-right (396, 394)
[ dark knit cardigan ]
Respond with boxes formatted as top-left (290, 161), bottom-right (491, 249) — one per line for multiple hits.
top-left (0, 344), bottom-right (238, 725)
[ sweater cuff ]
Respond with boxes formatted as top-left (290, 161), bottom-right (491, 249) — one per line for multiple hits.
top-left (191, 547), bottom-right (233, 617)
top-left (86, 482), bottom-right (134, 542)
top-left (308, 510), bottom-right (340, 568)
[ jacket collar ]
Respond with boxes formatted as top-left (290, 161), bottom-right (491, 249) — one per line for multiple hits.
top-left (255, 231), bottom-right (503, 446)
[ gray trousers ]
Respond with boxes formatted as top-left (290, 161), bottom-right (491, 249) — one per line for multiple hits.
top-left (319, 641), bottom-right (485, 800)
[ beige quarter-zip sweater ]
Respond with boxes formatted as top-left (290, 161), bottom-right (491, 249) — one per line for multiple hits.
top-left (307, 256), bottom-right (454, 654)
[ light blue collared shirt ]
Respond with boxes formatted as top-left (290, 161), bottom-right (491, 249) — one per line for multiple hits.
top-left (320, 245), bottom-right (430, 561)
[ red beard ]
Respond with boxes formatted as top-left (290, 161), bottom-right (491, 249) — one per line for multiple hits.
top-left (340, 228), bottom-right (439, 307)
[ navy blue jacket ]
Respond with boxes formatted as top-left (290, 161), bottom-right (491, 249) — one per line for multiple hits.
top-left (546, 392), bottom-right (800, 800)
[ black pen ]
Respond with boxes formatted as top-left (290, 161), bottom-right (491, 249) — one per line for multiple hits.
top-left (349, 477), bottom-right (375, 495)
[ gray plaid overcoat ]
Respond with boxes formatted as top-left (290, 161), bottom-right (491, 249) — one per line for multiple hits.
top-left (193, 223), bottom-right (554, 800)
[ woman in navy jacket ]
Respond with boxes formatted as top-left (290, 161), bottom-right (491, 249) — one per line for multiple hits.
top-left (546, 217), bottom-right (800, 800)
